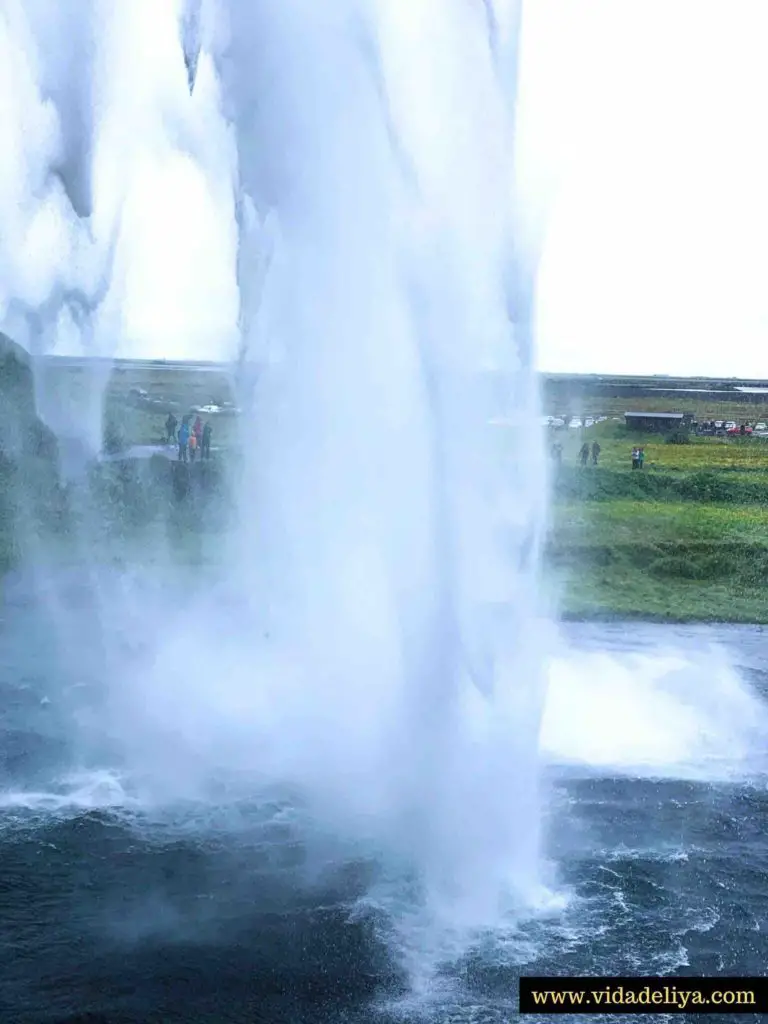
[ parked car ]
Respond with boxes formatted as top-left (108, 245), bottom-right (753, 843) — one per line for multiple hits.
top-left (191, 402), bottom-right (241, 417)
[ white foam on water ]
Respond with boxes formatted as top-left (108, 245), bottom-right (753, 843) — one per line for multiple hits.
top-left (541, 641), bottom-right (768, 780)
top-left (0, 768), bottom-right (135, 814)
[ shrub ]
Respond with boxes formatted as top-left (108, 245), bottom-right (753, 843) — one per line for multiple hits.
top-left (649, 554), bottom-right (710, 580)
top-left (665, 430), bottom-right (691, 445)
top-left (553, 466), bottom-right (768, 505)
top-left (675, 471), bottom-right (765, 504)
top-left (103, 421), bottom-right (127, 455)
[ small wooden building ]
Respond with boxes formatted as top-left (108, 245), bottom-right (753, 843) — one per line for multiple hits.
top-left (624, 411), bottom-right (692, 433)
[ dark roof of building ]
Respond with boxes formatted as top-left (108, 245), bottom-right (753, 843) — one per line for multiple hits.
top-left (624, 411), bottom-right (685, 419)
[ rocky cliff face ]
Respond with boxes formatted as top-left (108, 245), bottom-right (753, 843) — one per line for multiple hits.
top-left (0, 334), bottom-right (58, 463)
top-left (0, 335), bottom-right (65, 570)
top-left (0, 339), bottom-right (231, 573)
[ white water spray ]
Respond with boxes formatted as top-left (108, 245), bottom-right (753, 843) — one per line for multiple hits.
top-left (0, 0), bottom-right (115, 458)
top-left (4, 0), bottom-right (551, 944)
top-left (107, 0), bottom-right (550, 925)
top-left (543, 633), bottom-right (768, 781)
top-left (231, 0), bottom-right (550, 919)
top-left (0, 0), bottom-right (234, 457)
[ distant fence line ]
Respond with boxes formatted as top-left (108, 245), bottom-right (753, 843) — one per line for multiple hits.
top-left (543, 383), bottom-right (768, 404)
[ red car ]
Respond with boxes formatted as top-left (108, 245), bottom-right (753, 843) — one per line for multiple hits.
top-left (727, 425), bottom-right (753, 435)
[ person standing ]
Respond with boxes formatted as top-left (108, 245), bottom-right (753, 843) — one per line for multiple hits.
top-left (165, 412), bottom-right (178, 444)
top-left (638, 447), bottom-right (645, 470)
top-left (579, 442), bottom-right (589, 467)
top-left (202, 421), bottom-right (212, 460)
top-left (591, 440), bottom-right (601, 466)
top-left (188, 431), bottom-right (197, 462)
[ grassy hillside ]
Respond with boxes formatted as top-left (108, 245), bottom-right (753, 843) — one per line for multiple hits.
top-left (548, 419), bottom-right (768, 621)
top-left (542, 376), bottom-right (768, 421)
top-left (553, 417), bottom-right (768, 468)
top-left (6, 356), bottom-right (768, 623)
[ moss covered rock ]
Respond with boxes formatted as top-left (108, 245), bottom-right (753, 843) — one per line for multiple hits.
top-left (0, 335), bottom-right (68, 569)
top-left (0, 333), bottom-right (58, 462)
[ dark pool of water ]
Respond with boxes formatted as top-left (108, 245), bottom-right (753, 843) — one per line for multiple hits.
top-left (2, 570), bottom-right (767, 1023)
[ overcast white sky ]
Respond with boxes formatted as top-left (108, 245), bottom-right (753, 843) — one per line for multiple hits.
top-left (7, 1), bottom-right (768, 377)
top-left (527, 1), bottom-right (768, 376)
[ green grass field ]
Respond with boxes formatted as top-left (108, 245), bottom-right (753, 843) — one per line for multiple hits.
top-left (94, 370), bottom-right (768, 623)
top-left (97, 363), bottom-right (239, 450)
top-left (551, 560), bottom-right (768, 623)
top-left (554, 418), bottom-right (768, 470)
top-left (548, 417), bottom-right (768, 621)
top-left (542, 382), bottom-right (768, 422)
top-left (104, 399), bottom-right (239, 450)
top-left (57, 374), bottom-right (768, 624)
top-left (7, 357), bottom-right (768, 623)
